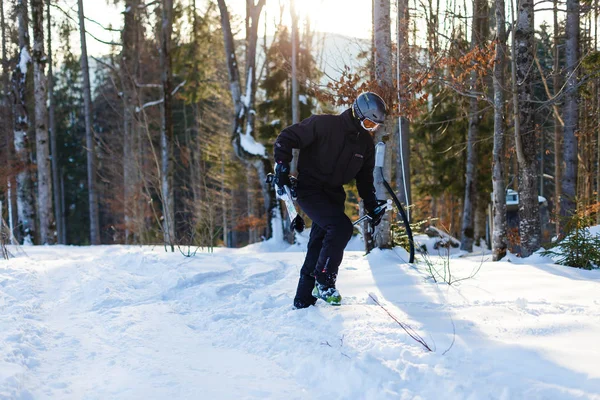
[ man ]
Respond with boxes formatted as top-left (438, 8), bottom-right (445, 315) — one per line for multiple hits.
top-left (273, 92), bottom-right (388, 309)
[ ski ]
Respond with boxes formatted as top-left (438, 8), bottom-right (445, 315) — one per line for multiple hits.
top-left (266, 173), bottom-right (305, 233)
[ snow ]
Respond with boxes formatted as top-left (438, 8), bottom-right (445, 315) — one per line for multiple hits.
top-left (18, 47), bottom-right (31, 76)
top-left (240, 131), bottom-right (266, 157)
top-left (270, 119), bottom-right (281, 126)
top-left (243, 68), bottom-right (253, 109)
top-left (299, 94), bottom-right (308, 105)
top-left (1, 240), bottom-right (600, 399)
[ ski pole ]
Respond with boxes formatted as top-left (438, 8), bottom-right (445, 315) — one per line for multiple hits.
top-left (374, 142), bottom-right (415, 263)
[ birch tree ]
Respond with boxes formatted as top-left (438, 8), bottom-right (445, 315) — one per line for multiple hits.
top-left (12, 0), bottom-right (36, 243)
top-left (31, 0), bottom-right (54, 244)
top-left (561, 0), bottom-right (580, 220)
top-left (217, 0), bottom-right (278, 240)
top-left (77, 0), bottom-right (101, 244)
top-left (47, 0), bottom-right (64, 244)
top-left (159, 0), bottom-right (175, 250)
top-left (492, 0), bottom-right (508, 260)
top-left (514, 0), bottom-right (541, 256)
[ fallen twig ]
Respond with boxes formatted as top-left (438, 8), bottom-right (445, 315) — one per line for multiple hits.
top-left (442, 317), bottom-right (456, 355)
top-left (368, 293), bottom-right (433, 352)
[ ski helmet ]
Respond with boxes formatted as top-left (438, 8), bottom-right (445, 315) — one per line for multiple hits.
top-left (352, 92), bottom-right (387, 131)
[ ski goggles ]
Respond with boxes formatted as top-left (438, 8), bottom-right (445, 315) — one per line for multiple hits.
top-left (360, 118), bottom-right (380, 131)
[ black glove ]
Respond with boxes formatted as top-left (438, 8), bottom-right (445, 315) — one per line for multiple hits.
top-left (274, 162), bottom-right (291, 191)
top-left (366, 199), bottom-right (388, 228)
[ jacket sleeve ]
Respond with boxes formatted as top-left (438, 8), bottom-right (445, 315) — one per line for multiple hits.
top-left (355, 144), bottom-right (377, 210)
top-left (273, 116), bottom-right (318, 164)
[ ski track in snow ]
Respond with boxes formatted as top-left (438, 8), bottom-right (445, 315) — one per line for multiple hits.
top-left (0, 244), bottom-right (599, 399)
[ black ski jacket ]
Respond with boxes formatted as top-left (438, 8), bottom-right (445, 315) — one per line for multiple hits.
top-left (274, 109), bottom-right (377, 209)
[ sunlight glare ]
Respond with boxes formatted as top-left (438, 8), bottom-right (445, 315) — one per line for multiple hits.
top-left (267, 0), bottom-right (371, 39)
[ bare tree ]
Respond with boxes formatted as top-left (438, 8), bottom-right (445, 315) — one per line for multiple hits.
top-left (514, 0), bottom-right (541, 257)
top-left (159, 0), bottom-right (175, 250)
top-left (217, 0), bottom-right (277, 240)
top-left (121, 0), bottom-right (140, 244)
top-left (596, 0), bottom-right (599, 224)
top-left (31, 0), bottom-right (54, 244)
top-left (561, 0), bottom-right (580, 221)
top-left (1, 0), bottom-right (19, 243)
top-left (597, 0), bottom-right (599, 224)
top-left (12, 0), bottom-right (36, 244)
top-left (553, 0), bottom-right (563, 233)
top-left (395, 0), bottom-right (411, 209)
top-left (290, 0), bottom-right (300, 174)
top-left (77, 0), bottom-right (101, 244)
top-left (372, 0), bottom-right (393, 249)
top-left (492, 0), bottom-right (508, 260)
top-left (460, 0), bottom-right (487, 252)
top-left (47, 0), bottom-right (64, 244)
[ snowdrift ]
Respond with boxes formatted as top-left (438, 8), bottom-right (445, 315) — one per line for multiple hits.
top-left (1, 242), bottom-right (599, 399)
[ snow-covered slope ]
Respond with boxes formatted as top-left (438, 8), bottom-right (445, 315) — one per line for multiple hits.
top-left (1, 242), bottom-right (600, 399)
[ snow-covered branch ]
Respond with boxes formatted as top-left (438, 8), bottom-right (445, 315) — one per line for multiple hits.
top-left (135, 80), bottom-right (187, 112)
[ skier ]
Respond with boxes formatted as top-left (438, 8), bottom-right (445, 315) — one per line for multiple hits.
top-left (273, 92), bottom-right (388, 308)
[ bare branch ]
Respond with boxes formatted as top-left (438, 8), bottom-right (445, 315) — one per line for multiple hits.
top-left (534, 54), bottom-right (565, 127)
top-left (135, 80), bottom-right (162, 88)
top-left (85, 16), bottom-right (121, 32)
top-left (91, 56), bottom-right (118, 73)
top-left (135, 80), bottom-right (187, 112)
top-left (137, 1), bottom-right (160, 9)
top-left (50, 2), bottom-right (122, 47)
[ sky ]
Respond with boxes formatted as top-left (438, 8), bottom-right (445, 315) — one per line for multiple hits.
top-left (56, 0), bottom-right (373, 58)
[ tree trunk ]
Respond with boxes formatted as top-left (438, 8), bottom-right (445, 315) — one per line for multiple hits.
top-left (553, 0), bottom-right (562, 234)
top-left (121, 0), bottom-right (139, 244)
top-left (514, 0), bottom-right (541, 257)
top-left (288, 0), bottom-right (300, 244)
top-left (1, 0), bottom-right (19, 243)
top-left (290, 0), bottom-right (300, 176)
top-left (31, 0), bottom-right (54, 245)
top-left (594, 0), bottom-right (600, 225)
top-left (160, 0), bottom-right (175, 250)
top-left (46, 0), bottom-right (64, 244)
top-left (190, 0), bottom-right (203, 212)
top-left (13, 0), bottom-right (36, 244)
top-left (77, 0), bottom-right (101, 244)
top-left (561, 0), bottom-right (580, 221)
top-left (460, 0), bottom-right (486, 252)
top-left (460, 98), bottom-right (478, 251)
top-left (221, 149), bottom-right (229, 247)
top-left (372, 0), bottom-right (393, 250)
top-left (217, 0), bottom-right (276, 240)
top-left (474, 191), bottom-right (487, 246)
top-left (492, 0), bottom-right (508, 261)
top-left (396, 0), bottom-right (411, 210)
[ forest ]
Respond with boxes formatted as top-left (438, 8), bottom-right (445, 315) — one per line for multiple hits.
top-left (0, 0), bottom-right (598, 261)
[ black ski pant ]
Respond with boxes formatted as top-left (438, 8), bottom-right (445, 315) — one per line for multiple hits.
top-left (293, 185), bottom-right (353, 308)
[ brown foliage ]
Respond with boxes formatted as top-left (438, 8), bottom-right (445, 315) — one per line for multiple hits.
top-left (316, 67), bottom-right (430, 120)
top-left (234, 215), bottom-right (267, 232)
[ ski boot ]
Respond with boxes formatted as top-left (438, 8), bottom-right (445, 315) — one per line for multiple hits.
top-left (294, 274), bottom-right (318, 309)
top-left (312, 282), bottom-right (342, 306)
